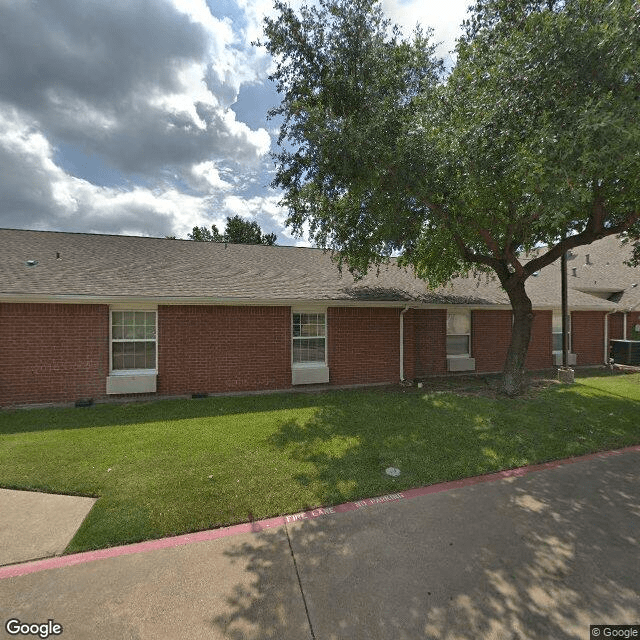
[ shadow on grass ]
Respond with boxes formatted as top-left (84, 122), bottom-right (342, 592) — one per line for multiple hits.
top-left (0, 390), bottom-right (344, 435)
top-left (0, 367), bottom-right (628, 436)
top-left (3, 374), bottom-right (640, 557)
top-left (263, 382), bottom-right (640, 507)
top-left (210, 450), bottom-right (640, 639)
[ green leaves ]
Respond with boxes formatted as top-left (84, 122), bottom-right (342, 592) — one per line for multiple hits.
top-left (263, 0), bottom-right (639, 278)
top-left (187, 216), bottom-right (277, 245)
top-left (261, 0), bottom-right (444, 273)
top-left (261, 0), bottom-right (640, 393)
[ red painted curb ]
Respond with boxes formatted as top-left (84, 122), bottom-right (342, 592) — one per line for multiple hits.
top-left (2, 444), bottom-right (639, 581)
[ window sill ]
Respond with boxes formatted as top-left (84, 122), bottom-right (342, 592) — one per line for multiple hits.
top-left (109, 369), bottom-right (157, 376)
top-left (292, 362), bottom-right (327, 369)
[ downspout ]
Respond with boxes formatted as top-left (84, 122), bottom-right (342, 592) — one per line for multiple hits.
top-left (621, 297), bottom-right (640, 340)
top-left (400, 306), bottom-right (410, 382)
top-left (604, 309), bottom-right (616, 364)
top-left (606, 294), bottom-right (640, 364)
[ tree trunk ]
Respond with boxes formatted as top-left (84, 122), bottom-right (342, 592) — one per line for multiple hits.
top-left (501, 278), bottom-right (534, 396)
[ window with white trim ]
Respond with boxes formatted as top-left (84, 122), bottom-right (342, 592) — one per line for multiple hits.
top-left (292, 312), bottom-right (326, 364)
top-left (447, 310), bottom-right (471, 357)
top-left (552, 311), bottom-right (571, 352)
top-left (111, 311), bottom-right (157, 371)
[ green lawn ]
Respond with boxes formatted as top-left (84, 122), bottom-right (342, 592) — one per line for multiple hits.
top-left (1, 372), bottom-right (639, 554)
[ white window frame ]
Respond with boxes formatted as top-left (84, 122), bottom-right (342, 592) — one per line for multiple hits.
top-left (446, 309), bottom-right (472, 358)
top-left (291, 309), bottom-right (327, 368)
top-left (109, 308), bottom-right (158, 375)
top-left (552, 311), bottom-right (571, 354)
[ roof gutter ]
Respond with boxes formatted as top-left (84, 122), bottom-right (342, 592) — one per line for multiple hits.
top-left (0, 293), bottom-right (514, 310)
top-left (626, 297), bottom-right (640, 313)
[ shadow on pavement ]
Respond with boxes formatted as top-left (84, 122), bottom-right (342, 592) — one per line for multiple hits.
top-left (211, 451), bottom-right (640, 640)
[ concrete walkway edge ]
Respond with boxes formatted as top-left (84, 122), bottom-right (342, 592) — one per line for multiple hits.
top-left (2, 444), bottom-right (639, 581)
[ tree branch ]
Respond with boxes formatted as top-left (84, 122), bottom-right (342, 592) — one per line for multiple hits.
top-left (478, 228), bottom-right (501, 258)
top-left (523, 209), bottom-right (640, 277)
top-left (420, 199), bottom-right (500, 270)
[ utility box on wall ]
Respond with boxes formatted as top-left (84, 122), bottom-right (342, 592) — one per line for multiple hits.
top-left (553, 352), bottom-right (577, 366)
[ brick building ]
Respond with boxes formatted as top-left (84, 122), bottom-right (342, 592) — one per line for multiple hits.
top-left (1, 229), bottom-right (638, 407)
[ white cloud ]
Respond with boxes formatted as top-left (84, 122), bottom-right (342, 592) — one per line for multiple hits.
top-left (0, 109), bottom-right (210, 237)
top-left (171, 0), bottom-right (234, 37)
top-left (235, 0), bottom-right (290, 46)
top-left (381, 0), bottom-right (468, 59)
top-left (217, 192), bottom-right (312, 245)
top-left (0, 0), bottom-right (272, 176)
top-left (0, 0), bottom-right (469, 244)
top-left (191, 161), bottom-right (234, 192)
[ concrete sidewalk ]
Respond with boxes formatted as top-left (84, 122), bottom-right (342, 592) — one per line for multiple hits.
top-left (1, 449), bottom-right (639, 639)
top-left (0, 489), bottom-right (95, 566)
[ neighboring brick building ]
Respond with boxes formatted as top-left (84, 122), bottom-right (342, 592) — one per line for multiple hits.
top-left (1, 229), bottom-right (638, 407)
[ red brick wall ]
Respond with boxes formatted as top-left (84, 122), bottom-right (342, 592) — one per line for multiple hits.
top-left (525, 310), bottom-right (553, 370)
top-left (327, 307), bottom-right (400, 384)
top-left (402, 309), bottom-right (415, 380)
top-left (472, 309), bottom-right (552, 373)
top-left (571, 311), bottom-right (606, 365)
top-left (411, 309), bottom-right (447, 376)
top-left (472, 310), bottom-right (512, 373)
top-left (608, 312), bottom-right (640, 344)
top-left (608, 313), bottom-right (624, 340)
top-left (0, 303), bottom-right (109, 406)
top-left (1, 301), bottom-right (605, 407)
top-left (626, 312), bottom-right (640, 340)
top-left (157, 305), bottom-right (291, 395)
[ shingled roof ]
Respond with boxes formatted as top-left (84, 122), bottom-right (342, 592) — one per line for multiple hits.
top-left (1, 228), bottom-right (638, 310)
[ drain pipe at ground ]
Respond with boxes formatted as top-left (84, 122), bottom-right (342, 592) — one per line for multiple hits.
top-left (400, 306), bottom-right (410, 382)
top-left (604, 309), bottom-right (616, 364)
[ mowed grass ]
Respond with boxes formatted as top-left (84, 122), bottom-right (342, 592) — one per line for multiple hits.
top-left (1, 372), bottom-right (639, 554)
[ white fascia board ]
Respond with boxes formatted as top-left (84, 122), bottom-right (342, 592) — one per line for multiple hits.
top-left (0, 293), bottom-right (509, 309)
top-left (291, 303), bottom-right (328, 313)
top-left (546, 305), bottom-right (619, 312)
top-left (109, 302), bottom-right (158, 310)
top-left (2, 293), bottom-right (616, 312)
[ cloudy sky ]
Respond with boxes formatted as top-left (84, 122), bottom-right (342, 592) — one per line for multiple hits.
top-left (0, 0), bottom-right (469, 245)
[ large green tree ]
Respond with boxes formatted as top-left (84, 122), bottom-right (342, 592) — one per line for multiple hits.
top-left (188, 215), bottom-right (277, 245)
top-left (260, 0), bottom-right (640, 395)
